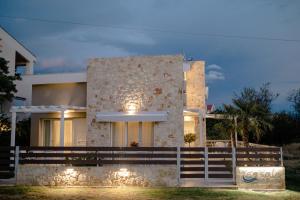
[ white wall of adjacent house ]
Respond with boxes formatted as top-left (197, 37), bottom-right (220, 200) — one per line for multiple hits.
top-left (0, 27), bottom-right (36, 75)
top-left (0, 27), bottom-right (36, 114)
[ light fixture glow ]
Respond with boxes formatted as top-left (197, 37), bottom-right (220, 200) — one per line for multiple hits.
top-left (126, 103), bottom-right (138, 114)
top-left (117, 168), bottom-right (130, 177)
top-left (184, 116), bottom-right (194, 121)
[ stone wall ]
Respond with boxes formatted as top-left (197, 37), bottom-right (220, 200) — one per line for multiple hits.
top-left (17, 165), bottom-right (178, 187)
top-left (185, 61), bottom-right (206, 146)
top-left (185, 61), bottom-right (206, 110)
top-left (236, 167), bottom-right (285, 190)
top-left (87, 55), bottom-right (184, 147)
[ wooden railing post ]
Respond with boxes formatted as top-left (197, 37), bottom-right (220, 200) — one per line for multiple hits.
top-left (232, 147), bottom-right (236, 184)
top-left (204, 147), bottom-right (208, 184)
top-left (14, 146), bottom-right (19, 185)
top-left (176, 146), bottom-right (180, 186)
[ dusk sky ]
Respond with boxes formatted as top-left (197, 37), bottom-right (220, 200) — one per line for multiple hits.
top-left (0, 0), bottom-right (299, 111)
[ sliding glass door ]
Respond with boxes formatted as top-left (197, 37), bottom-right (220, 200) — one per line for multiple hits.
top-left (112, 122), bottom-right (154, 147)
top-left (40, 118), bottom-right (86, 146)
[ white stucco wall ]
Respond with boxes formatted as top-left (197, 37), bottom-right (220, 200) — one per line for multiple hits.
top-left (0, 27), bottom-right (36, 75)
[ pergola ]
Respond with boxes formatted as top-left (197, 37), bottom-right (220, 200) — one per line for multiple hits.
top-left (183, 108), bottom-right (207, 146)
top-left (182, 109), bottom-right (238, 147)
top-left (206, 113), bottom-right (238, 147)
top-left (10, 105), bottom-right (86, 146)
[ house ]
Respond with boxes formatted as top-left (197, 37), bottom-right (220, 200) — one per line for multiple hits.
top-left (0, 26), bottom-right (36, 114)
top-left (10, 55), bottom-right (207, 148)
top-left (1, 28), bottom-right (284, 189)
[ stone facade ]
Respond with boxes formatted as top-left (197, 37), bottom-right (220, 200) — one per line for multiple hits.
top-left (87, 55), bottom-right (185, 147)
top-left (17, 165), bottom-right (178, 187)
top-left (185, 61), bottom-right (206, 110)
top-left (184, 61), bottom-right (206, 146)
top-left (236, 167), bottom-right (285, 190)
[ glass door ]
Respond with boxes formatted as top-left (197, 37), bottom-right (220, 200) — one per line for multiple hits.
top-left (41, 119), bottom-right (73, 146)
top-left (112, 122), bottom-right (154, 147)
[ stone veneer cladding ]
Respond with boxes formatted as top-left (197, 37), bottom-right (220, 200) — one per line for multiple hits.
top-left (17, 165), bottom-right (177, 187)
top-left (87, 55), bottom-right (184, 147)
top-left (185, 61), bottom-right (206, 146)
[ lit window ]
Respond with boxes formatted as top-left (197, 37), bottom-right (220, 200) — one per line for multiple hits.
top-left (112, 122), bottom-right (154, 147)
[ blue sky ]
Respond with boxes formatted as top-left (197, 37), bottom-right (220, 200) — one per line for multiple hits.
top-left (1, 0), bottom-right (300, 111)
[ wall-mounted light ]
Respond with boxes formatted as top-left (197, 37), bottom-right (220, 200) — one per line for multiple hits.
top-left (127, 103), bottom-right (137, 114)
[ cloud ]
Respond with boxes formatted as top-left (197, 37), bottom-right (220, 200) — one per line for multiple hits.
top-left (45, 27), bottom-right (156, 46)
top-left (206, 70), bottom-right (225, 82)
top-left (207, 64), bottom-right (222, 70)
top-left (2, 0), bottom-right (300, 110)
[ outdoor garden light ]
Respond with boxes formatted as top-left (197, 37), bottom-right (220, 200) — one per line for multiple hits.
top-left (66, 168), bottom-right (74, 173)
top-left (64, 168), bottom-right (78, 177)
top-left (117, 168), bottom-right (130, 177)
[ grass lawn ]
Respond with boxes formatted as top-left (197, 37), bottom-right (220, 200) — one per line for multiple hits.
top-left (0, 186), bottom-right (300, 200)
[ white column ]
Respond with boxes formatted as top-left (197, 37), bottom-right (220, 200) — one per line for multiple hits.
top-left (204, 147), bottom-right (208, 183)
top-left (234, 116), bottom-right (238, 147)
top-left (232, 147), bottom-right (236, 183)
top-left (199, 111), bottom-right (206, 147)
top-left (10, 112), bottom-right (16, 147)
top-left (176, 146), bottom-right (181, 186)
top-left (60, 110), bottom-right (65, 146)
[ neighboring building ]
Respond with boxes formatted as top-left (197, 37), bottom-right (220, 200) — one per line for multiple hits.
top-left (0, 26), bottom-right (36, 114)
top-left (206, 104), bottom-right (215, 113)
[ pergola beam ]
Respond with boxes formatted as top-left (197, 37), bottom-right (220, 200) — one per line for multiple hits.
top-left (10, 105), bottom-right (86, 113)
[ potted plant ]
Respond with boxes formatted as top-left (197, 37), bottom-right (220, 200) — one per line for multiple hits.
top-left (184, 133), bottom-right (196, 147)
top-left (130, 141), bottom-right (139, 147)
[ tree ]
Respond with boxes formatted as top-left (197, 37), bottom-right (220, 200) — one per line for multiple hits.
top-left (184, 133), bottom-right (196, 147)
top-left (222, 83), bottom-right (277, 146)
top-left (0, 57), bottom-right (21, 105)
top-left (0, 117), bottom-right (31, 146)
top-left (288, 89), bottom-right (300, 117)
top-left (0, 57), bottom-right (22, 145)
top-left (261, 111), bottom-right (299, 145)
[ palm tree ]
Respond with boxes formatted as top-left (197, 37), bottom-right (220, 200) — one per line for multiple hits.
top-left (222, 85), bottom-right (276, 147)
